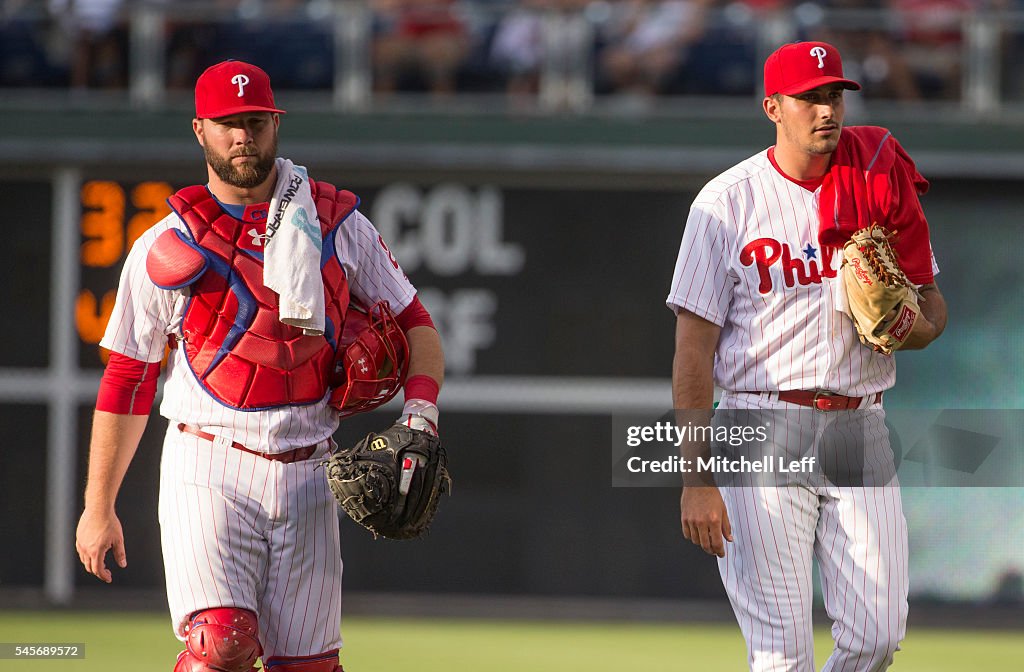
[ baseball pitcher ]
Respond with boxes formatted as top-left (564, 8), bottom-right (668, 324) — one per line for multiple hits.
top-left (667, 41), bottom-right (947, 671)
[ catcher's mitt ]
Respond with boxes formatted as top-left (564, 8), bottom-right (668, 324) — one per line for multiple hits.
top-left (324, 423), bottom-right (450, 540)
top-left (841, 224), bottom-right (920, 355)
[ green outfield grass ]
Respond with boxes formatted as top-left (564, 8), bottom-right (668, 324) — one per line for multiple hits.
top-left (0, 611), bottom-right (1019, 671)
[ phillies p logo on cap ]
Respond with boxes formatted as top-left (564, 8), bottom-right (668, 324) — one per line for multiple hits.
top-left (194, 60), bottom-right (286, 119)
top-left (763, 41), bottom-right (861, 97)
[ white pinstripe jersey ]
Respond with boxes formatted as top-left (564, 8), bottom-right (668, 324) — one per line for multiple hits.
top-left (100, 203), bottom-right (416, 452)
top-left (667, 149), bottom-right (938, 396)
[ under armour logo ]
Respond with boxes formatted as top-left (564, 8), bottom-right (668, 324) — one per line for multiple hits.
top-left (232, 73), bottom-right (250, 97)
top-left (809, 46), bottom-right (827, 69)
top-left (247, 228), bottom-right (263, 247)
top-left (357, 357), bottom-right (369, 374)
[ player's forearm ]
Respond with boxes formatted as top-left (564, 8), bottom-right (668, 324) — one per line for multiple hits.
top-left (671, 311), bottom-right (719, 411)
top-left (901, 284), bottom-right (947, 350)
top-left (82, 410), bottom-right (148, 512)
top-left (672, 311), bottom-right (721, 485)
top-left (672, 347), bottom-right (715, 410)
top-left (405, 325), bottom-right (445, 388)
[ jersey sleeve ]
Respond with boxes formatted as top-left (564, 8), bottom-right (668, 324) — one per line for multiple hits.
top-left (335, 210), bottom-right (417, 312)
top-left (666, 197), bottom-right (734, 327)
top-left (99, 224), bottom-right (180, 363)
top-left (889, 152), bottom-right (935, 286)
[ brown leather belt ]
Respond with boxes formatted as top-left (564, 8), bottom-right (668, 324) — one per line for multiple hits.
top-left (777, 390), bottom-right (882, 412)
top-left (177, 423), bottom-right (318, 463)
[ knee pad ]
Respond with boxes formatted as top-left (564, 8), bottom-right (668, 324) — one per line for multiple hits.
top-left (173, 650), bottom-right (260, 672)
top-left (264, 650), bottom-right (342, 672)
top-left (174, 608), bottom-right (262, 672)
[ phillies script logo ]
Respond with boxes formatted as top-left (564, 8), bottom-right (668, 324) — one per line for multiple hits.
top-left (740, 238), bottom-right (837, 294)
top-left (378, 234), bottom-right (400, 271)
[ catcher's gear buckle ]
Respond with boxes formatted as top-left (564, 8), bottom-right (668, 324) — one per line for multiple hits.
top-left (399, 456), bottom-right (417, 495)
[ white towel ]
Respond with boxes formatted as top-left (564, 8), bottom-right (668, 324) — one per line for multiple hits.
top-left (263, 158), bottom-right (325, 335)
top-left (831, 272), bottom-right (850, 315)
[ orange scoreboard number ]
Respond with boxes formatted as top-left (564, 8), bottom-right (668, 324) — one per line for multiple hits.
top-left (77, 180), bottom-right (174, 363)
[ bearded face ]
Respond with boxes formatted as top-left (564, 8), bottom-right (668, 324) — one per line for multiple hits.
top-left (203, 132), bottom-right (278, 189)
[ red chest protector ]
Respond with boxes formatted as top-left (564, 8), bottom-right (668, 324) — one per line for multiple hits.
top-left (147, 183), bottom-right (356, 410)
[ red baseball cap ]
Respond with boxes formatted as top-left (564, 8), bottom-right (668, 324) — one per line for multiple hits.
top-left (763, 41), bottom-right (861, 97)
top-left (194, 60), bottom-right (286, 119)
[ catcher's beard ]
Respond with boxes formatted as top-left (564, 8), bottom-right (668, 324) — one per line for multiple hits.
top-left (204, 136), bottom-right (278, 189)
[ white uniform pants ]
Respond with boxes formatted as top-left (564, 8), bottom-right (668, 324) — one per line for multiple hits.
top-left (716, 392), bottom-right (909, 672)
top-left (157, 426), bottom-right (343, 659)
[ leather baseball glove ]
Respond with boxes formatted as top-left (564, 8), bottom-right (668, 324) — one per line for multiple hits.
top-left (841, 224), bottom-right (921, 355)
top-left (324, 423), bottom-right (450, 540)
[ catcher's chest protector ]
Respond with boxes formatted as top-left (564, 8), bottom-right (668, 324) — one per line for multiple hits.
top-left (154, 183), bottom-right (355, 409)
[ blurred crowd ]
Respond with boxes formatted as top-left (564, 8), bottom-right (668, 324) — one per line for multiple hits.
top-left (1, 0), bottom-right (1023, 103)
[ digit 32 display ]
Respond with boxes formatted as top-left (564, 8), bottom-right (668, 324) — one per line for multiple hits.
top-left (77, 180), bottom-right (174, 368)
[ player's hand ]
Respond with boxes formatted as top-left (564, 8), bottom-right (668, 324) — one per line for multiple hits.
top-left (398, 399), bottom-right (439, 437)
top-left (680, 486), bottom-right (733, 558)
top-left (75, 507), bottom-right (127, 584)
top-left (397, 412), bottom-right (438, 437)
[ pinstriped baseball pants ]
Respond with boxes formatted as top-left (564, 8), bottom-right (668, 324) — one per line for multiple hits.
top-left (716, 391), bottom-right (909, 672)
top-left (157, 426), bottom-right (344, 659)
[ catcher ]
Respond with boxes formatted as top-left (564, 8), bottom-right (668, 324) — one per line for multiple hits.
top-left (75, 60), bottom-right (448, 672)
